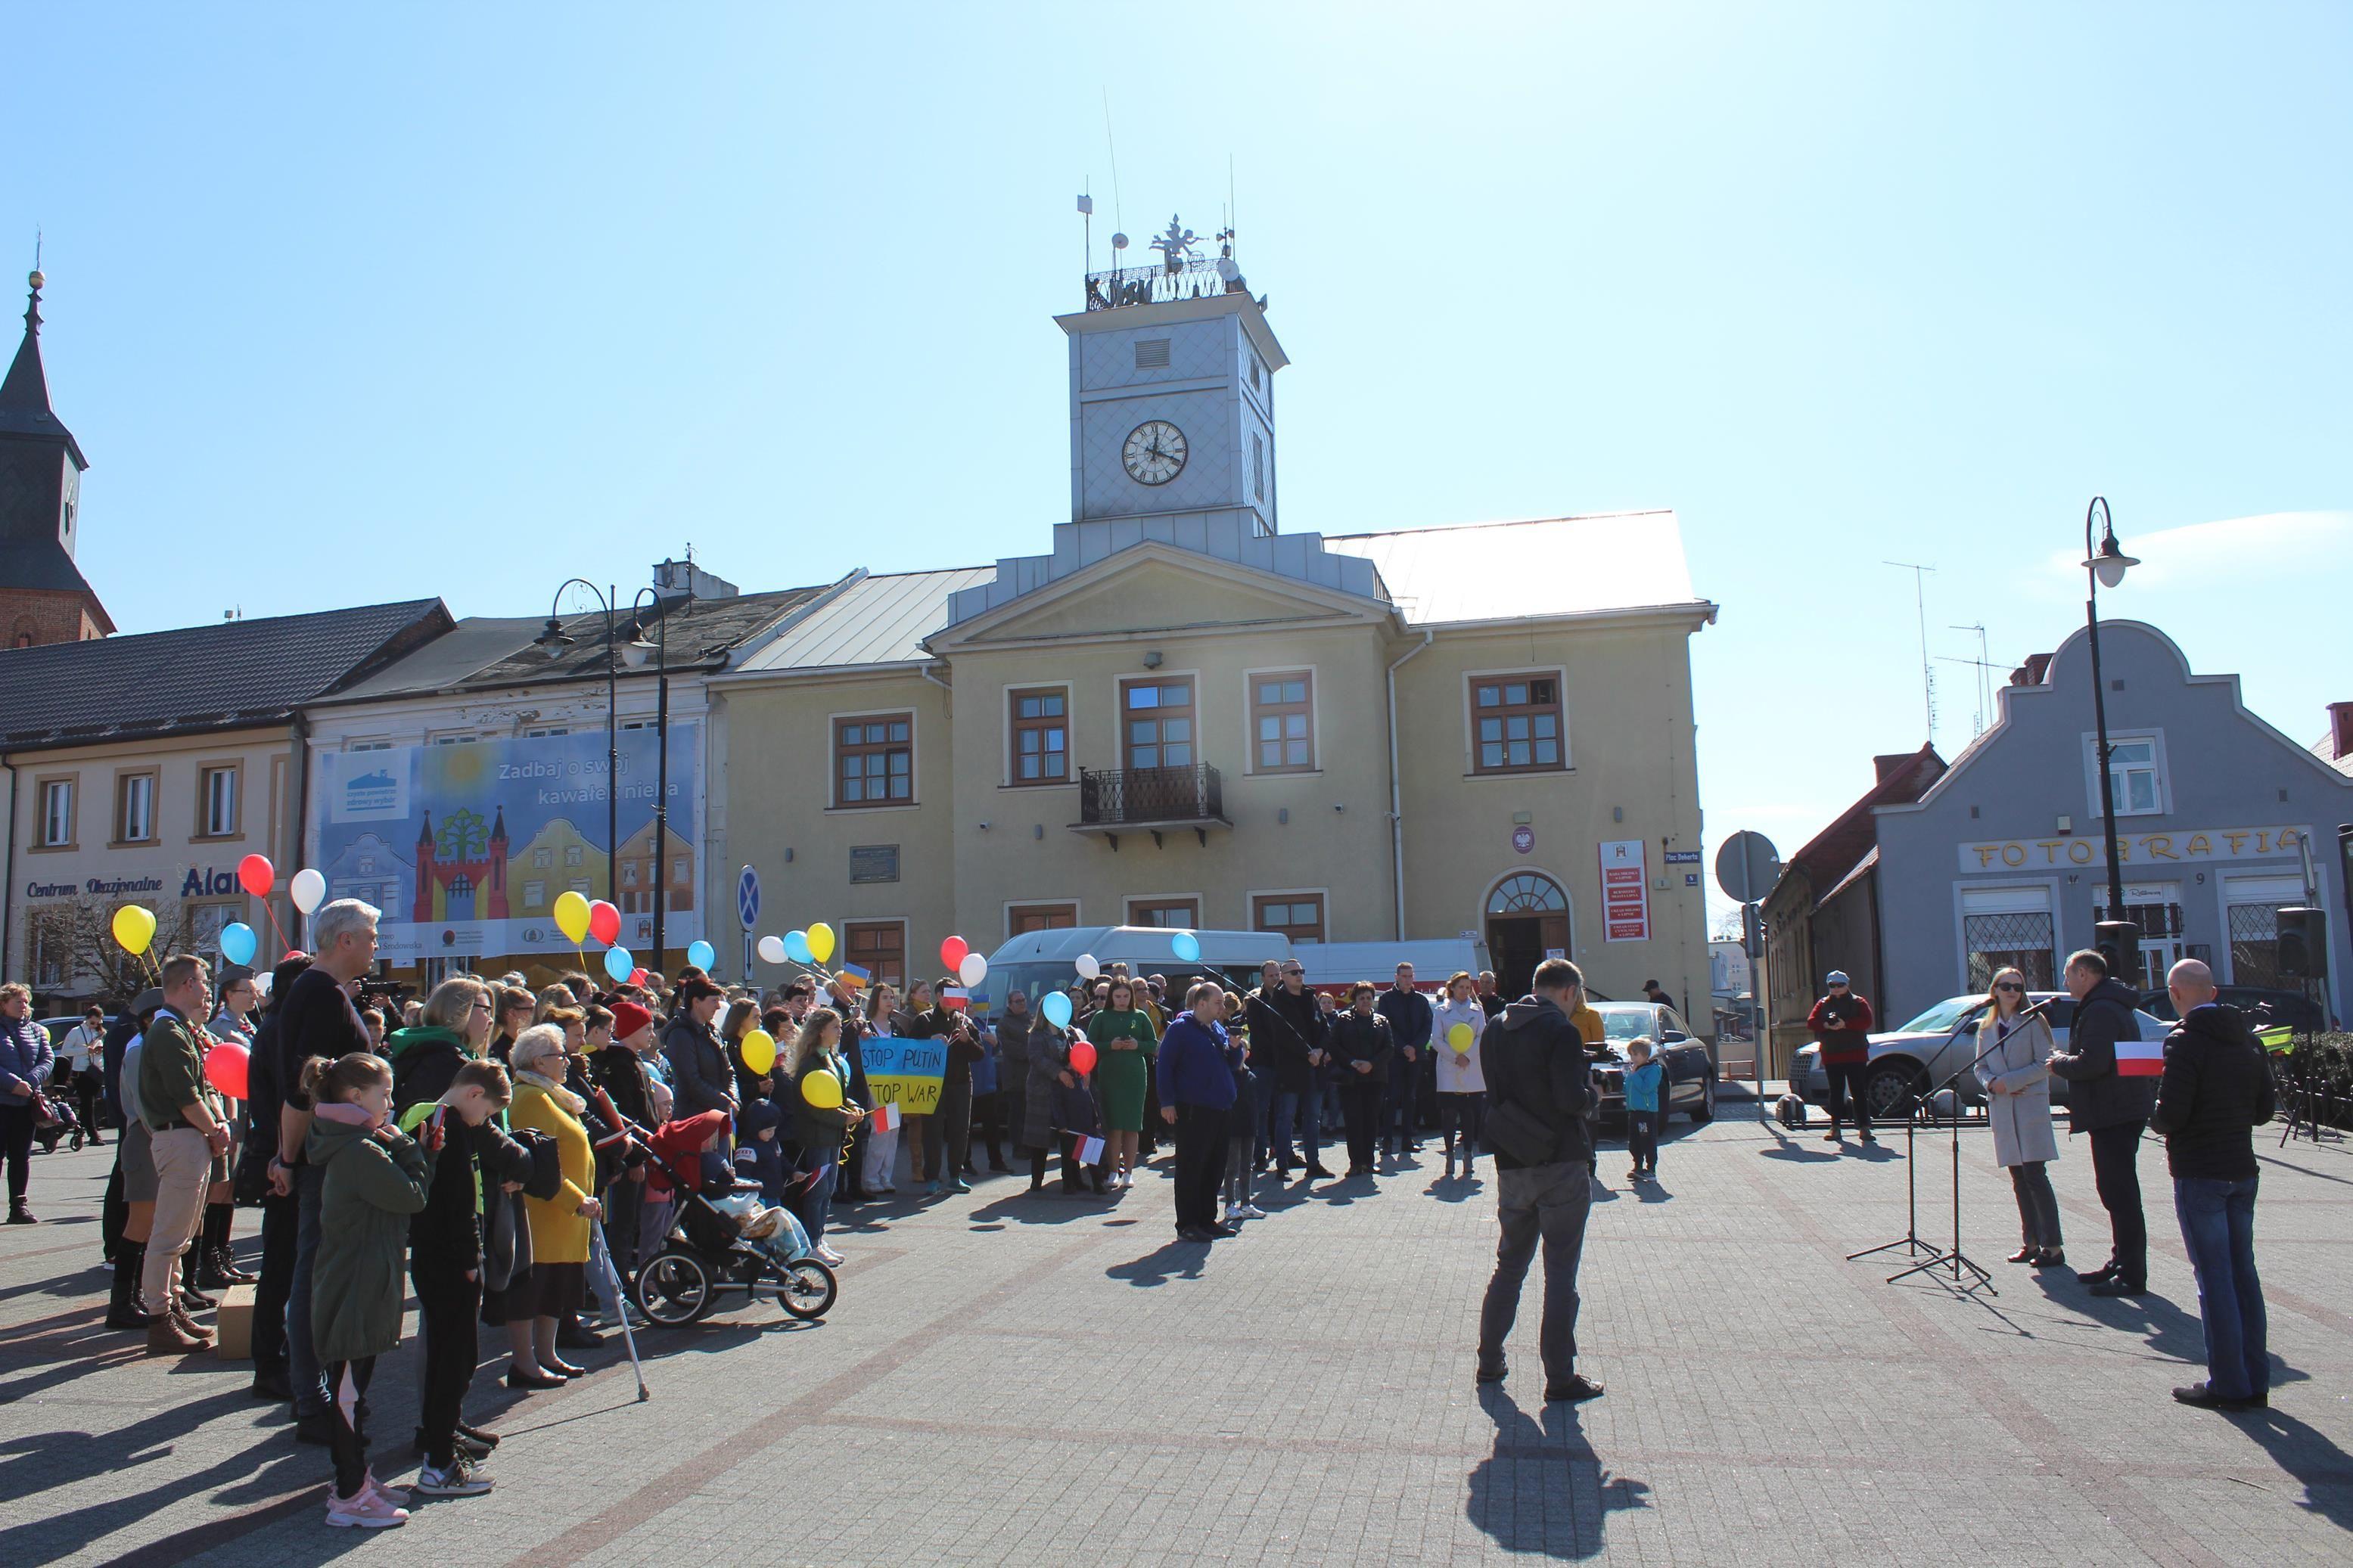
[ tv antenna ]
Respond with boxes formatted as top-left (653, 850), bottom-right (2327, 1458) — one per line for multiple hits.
top-left (1883, 560), bottom-right (1938, 741)
top-left (1936, 623), bottom-right (1999, 737)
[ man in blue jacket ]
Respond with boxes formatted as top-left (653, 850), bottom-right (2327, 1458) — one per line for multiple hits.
top-left (1375, 963), bottom-right (1433, 1159)
top-left (1158, 982), bottom-right (1237, 1244)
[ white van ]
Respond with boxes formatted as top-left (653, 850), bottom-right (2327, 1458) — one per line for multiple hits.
top-left (976, 926), bottom-right (1292, 1014)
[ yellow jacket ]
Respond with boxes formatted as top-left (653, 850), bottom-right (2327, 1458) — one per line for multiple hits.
top-left (509, 1078), bottom-right (594, 1265)
top-left (1571, 1004), bottom-right (1607, 1053)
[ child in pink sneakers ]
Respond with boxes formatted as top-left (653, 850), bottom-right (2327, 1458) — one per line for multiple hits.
top-left (306, 1052), bottom-right (435, 1528)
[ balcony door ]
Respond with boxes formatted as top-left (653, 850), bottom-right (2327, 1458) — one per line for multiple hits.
top-left (1121, 678), bottom-right (1194, 774)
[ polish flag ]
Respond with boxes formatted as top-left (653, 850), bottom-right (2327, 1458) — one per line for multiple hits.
top-left (941, 986), bottom-right (970, 1011)
top-left (2115, 1037), bottom-right (2165, 1077)
top-left (869, 1102), bottom-right (901, 1133)
top-left (1070, 1134), bottom-right (1106, 1166)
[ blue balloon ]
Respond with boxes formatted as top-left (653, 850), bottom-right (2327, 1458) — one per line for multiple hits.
top-left (605, 945), bottom-right (635, 983)
top-left (1040, 990), bottom-right (1073, 1029)
top-left (219, 922), bottom-right (258, 967)
top-left (1170, 930), bottom-right (1201, 963)
top-left (783, 930), bottom-right (813, 965)
top-left (686, 939), bottom-right (716, 970)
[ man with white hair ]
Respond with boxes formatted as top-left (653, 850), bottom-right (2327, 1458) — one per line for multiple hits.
top-left (271, 898), bottom-right (380, 1442)
top-left (2149, 958), bottom-right (2277, 1410)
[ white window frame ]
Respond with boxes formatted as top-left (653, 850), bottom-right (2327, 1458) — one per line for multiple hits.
top-left (2082, 728), bottom-right (2169, 820)
top-left (36, 778), bottom-right (73, 848)
top-left (1246, 886), bottom-right (1331, 945)
top-left (344, 738), bottom-right (395, 753)
top-left (1240, 665), bottom-right (1320, 777)
top-left (198, 762), bottom-right (240, 839)
top-left (1461, 666), bottom-right (1571, 778)
top-left (116, 770), bottom-right (157, 845)
top-left (828, 706), bottom-right (921, 812)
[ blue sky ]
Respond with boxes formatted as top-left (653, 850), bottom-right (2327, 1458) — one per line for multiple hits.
top-left (7, 4), bottom-right (2348, 930)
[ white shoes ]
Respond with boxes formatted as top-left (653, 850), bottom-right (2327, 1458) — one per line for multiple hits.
top-left (1235, 1203), bottom-right (1267, 1220)
top-left (814, 1244), bottom-right (844, 1266)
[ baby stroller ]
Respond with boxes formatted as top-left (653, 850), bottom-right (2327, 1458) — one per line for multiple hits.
top-left (31, 1091), bottom-right (83, 1154)
top-left (630, 1136), bottom-right (837, 1327)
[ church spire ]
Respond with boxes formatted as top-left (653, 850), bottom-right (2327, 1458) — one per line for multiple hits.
top-left (0, 270), bottom-right (85, 466)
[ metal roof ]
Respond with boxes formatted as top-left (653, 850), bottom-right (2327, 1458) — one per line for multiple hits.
top-left (0, 598), bottom-right (451, 752)
top-left (734, 567), bottom-right (997, 674)
top-left (1322, 510), bottom-right (1711, 626)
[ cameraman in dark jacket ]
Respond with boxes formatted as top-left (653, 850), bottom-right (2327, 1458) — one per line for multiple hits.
top-left (2048, 948), bottom-right (2159, 1296)
top-left (1475, 958), bottom-right (1602, 1403)
top-left (1248, 961), bottom-right (1330, 1179)
top-left (2149, 958), bottom-right (2276, 1409)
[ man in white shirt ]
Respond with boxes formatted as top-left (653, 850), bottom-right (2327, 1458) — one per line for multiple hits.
top-left (60, 1005), bottom-right (108, 1147)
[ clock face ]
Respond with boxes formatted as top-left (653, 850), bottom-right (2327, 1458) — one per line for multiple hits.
top-left (1121, 420), bottom-right (1188, 486)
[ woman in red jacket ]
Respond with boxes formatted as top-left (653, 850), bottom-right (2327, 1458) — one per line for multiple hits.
top-left (1807, 971), bottom-right (1876, 1146)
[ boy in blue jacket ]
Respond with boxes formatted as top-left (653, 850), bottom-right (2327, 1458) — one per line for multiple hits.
top-left (1621, 1039), bottom-right (1665, 1182)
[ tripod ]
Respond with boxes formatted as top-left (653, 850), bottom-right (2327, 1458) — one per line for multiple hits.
top-left (1846, 1074), bottom-right (1940, 1268)
top-left (1882, 1019), bottom-right (2030, 1296)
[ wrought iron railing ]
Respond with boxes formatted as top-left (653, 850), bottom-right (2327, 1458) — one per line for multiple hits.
top-left (1078, 763), bottom-right (1224, 826)
top-left (1084, 257), bottom-right (1242, 312)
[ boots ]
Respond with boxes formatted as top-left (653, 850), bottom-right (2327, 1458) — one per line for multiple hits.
top-left (177, 1249), bottom-right (217, 1313)
top-left (5, 1198), bottom-right (33, 1225)
top-left (107, 1244), bottom-right (154, 1330)
top-left (148, 1310), bottom-right (208, 1355)
top-left (197, 1205), bottom-right (253, 1287)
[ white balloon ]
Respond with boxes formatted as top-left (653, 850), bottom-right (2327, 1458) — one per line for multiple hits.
top-left (757, 933), bottom-right (787, 964)
top-left (290, 868), bottom-right (328, 915)
top-left (959, 952), bottom-right (987, 988)
top-left (1074, 952), bottom-right (1100, 980)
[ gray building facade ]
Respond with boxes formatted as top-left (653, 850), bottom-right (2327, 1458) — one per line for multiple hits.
top-left (1869, 619), bottom-right (2349, 1023)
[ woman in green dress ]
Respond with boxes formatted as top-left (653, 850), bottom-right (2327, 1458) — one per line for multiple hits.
top-left (1086, 978), bottom-right (1159, 1190)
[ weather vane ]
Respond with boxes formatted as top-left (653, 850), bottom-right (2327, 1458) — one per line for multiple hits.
top-left (1149, 214), bottom-right (1200, 274)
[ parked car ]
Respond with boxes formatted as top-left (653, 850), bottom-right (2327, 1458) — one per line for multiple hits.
top-left (1789, 991), bottom-right (2171, 1122)
top-left (2139, 984), bottom-right (2327, 1034)
top-left (1584, 1001), bottom-right (1715, 1123)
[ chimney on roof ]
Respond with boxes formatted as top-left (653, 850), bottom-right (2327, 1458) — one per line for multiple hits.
top-left (2010, 653), bottom-right (2053, 688)
top-left (1873, 753), bottom-right (1916, 787)
top-left (2330, 700), bottom-right (2353, 761)
top-left (652, 556), bottom-right (737, 603)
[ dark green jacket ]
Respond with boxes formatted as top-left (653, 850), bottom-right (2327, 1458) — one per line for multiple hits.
top-left (138, 1009), bottom-right (210, 1131)
top-left (308, 1113), bottom-right (434, 1363)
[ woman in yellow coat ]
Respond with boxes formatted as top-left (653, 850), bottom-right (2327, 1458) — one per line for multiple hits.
top-left (505, 1024), bottom-right (601, 1388)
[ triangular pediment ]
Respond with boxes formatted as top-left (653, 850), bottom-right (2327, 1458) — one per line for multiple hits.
top-left (932, 540), bottom-right (1390, 650)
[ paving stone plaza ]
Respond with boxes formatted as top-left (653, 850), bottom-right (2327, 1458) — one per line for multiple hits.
top-left (4, 1093), bottom-right (2349, 1565)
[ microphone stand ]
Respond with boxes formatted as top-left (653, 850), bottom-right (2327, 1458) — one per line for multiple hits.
top-left (1884, 1000), bottom-right (2057, 1296)
top-left (1847, 1018), bottom-right (1966, 1268)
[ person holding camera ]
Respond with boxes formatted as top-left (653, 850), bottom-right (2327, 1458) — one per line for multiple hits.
top-left (1806, 970), bottom-right (1876, 1145)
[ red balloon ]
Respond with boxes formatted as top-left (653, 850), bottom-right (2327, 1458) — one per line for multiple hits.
top-left (629, 967), bottom-right (648, 987)
top-left (1068, 1039), bottom-right (1098, 1076)
top-left (940, 935), bottom-right (969, 971)
top-left (588, 900), bottom-right (622, 946)
top-left (204, 1040), bottom-right (250, 1100)
top-left (236, 854), bottom-right (275, 899)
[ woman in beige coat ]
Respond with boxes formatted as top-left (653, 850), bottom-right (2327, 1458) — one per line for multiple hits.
top-left (1973, 967), bottom-right (2063, 1265)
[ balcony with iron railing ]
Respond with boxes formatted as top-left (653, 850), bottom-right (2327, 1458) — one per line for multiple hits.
top-left (1073, 763), bottom-right (1229, 849)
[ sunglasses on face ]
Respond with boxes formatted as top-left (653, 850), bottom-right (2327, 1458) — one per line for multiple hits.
top-left (1994, 983), bottom-right (2025, 993)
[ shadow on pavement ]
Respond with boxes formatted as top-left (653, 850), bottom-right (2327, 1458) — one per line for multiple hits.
top-left (967, 1191), bottom-right (1100, 1227)
top-left (2224, 1407), bottom-right (2353, 1533)
top-left (2028, 1273), bottom-right (2208, 1364)
top-left (1106, 1240), bottom-right (1208, 1287)
top-left (1466, 1384), bottom-right (1649, 1559)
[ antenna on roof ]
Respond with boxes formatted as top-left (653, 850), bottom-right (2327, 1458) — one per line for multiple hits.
top-left (1883, 560), bottom-right (1938, 742)
top-left (1938, 623), bottom-right (1997, 737)
top-left (1101, 89), bottom-right (1124, 238)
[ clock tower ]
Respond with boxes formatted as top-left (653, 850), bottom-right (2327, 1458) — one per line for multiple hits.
top-left (1058, 216), bottom-right (1287, 536)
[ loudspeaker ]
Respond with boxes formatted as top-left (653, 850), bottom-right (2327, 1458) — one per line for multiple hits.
top-left (2277, 907), bottom-right (2327, 980)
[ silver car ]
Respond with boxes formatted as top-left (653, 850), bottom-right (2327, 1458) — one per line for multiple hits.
top-left (1789, 991), bottom-right (2170, 1124)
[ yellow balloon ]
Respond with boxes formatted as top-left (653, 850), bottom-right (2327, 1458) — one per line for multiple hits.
top-left (1447, 1021), bottom-right (1475, 1050)
top-left (807, 921), bottom-right (836, 965)
top-left (111, 904), bottom-right (157, 956)
top-left (802, 1068), bottom-right (843, 1109)
top-left (552, 890), bottom-right (592, 945)
top-left (741, 1028), bottom-right (777, 1077)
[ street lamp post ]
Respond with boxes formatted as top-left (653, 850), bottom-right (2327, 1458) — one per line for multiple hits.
top-left (2081, 497), bottom-right (2143, 976)
top-left (535, 581), bottom-right (620, 911)
top-left (622, 590), bottom-right (672, 973)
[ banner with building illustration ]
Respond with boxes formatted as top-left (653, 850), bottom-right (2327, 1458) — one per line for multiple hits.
top-left (308, 725), bottom-right (701, 963)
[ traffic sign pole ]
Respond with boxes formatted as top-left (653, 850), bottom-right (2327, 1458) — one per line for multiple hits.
top-left (1716, 831), bottom-right (1781, 1118)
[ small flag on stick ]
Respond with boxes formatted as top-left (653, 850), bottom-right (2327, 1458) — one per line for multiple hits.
top-left (2115, 1038), bottom-right (2165, 1078)
top-left (870, 1101), bottom-right (901, 1133)
top-left (838, 963), bottom-right (871, 992)
top-left (1070, 1134), bottom-right (1105, 1166)
top-left (941, 986), bottom-right (970, 1011)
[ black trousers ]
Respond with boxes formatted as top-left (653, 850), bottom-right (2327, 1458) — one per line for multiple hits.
top-left (1440, 1092), bottom-right (1485, 1158)
top-left (250, 1189), bottom-right (300, 1379)
top-left (412, 1259), bottom-right (482, 1468)
top-left (1338, 1079), bottom-right (1382, 1170)
top-left (1823, 1061), bottom-right (1873, 1135)
top-left (74, 1073), bottom-right (104, 1141)
top-left (101, 1159), bottom-right (126, 1259)
top-left (924, 1072), bottom-right (974, 1181)
top-left (1626, 1108), bottom-right (1663, 1172)
top-left (970, 1091), bottom-right (1009, 1169)
top-left (326, 1356), bottom-right (377, 1500)
top-left (2088, 1119), bottom-right (2149, 1285)
top-left (1172, 1105), bottom-right (1224, 1234)
top-left (0, 1102), bottom-right (30, 1203)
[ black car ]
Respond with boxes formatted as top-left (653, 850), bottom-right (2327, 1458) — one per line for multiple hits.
top-left (2139, 985), bottom-right (2327, 1033)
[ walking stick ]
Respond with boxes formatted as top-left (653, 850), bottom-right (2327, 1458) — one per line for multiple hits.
top-left (590, 1220), bottom-right (649, 1402)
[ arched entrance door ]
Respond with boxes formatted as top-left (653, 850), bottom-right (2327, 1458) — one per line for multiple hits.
top-left (1486, 872), bottom-right (1570, 997)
